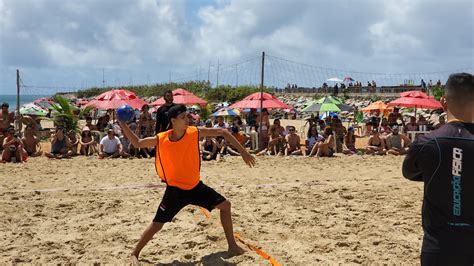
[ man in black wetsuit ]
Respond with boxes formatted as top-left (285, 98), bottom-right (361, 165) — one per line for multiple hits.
top-left (403, 73), bottom-right (473, 265)
top-left (155, 90), bottom-right (176, 134)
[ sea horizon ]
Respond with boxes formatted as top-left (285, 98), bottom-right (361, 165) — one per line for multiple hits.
top-left (0, 94), bottom-right (51, 110)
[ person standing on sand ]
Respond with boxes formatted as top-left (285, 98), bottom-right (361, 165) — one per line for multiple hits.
top-left (155, 90), bottom-right (176, 134)
top-left (402, 73), bottom-right (473, 265)
top-left (118, 104), bottom-right (255, 263)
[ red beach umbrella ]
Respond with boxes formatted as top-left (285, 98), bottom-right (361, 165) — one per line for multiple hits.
top-left (400, 90), bottom-right (430, 98)
top-left (150, 88), bottom-right (207, 107)
top-left (85, 89), bottom-right (147, 110)
top-left (388, 97), bottom-right (442, 109)
top-left (229, 92), bottom-right (291, 109)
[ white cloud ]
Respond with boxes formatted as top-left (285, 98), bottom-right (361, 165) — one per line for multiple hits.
top-left (0, 0), bottom-right (472, 94)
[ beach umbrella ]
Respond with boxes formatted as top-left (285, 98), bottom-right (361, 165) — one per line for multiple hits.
top-left (327, 77), bottom-right (343, 82)
top-left (150, 88), bottom-right (207, 107)
top-left (211, 108), bottom-right (241, 117)
top-left (229, 92), bottom-right (291, 109)
top-left (343, 76), bottom-right (355, 82)
top-left (302, 101), bottom-right (341, 113)
top-left (20, 104), bottom-right (48, 116)
top-left (33, 97), bottom-right (54, 109)
top-left (400, 90), bottom-right (429, 98)
top-left (361, 101), bottom-right (393, 113)
top-left (85, 89), bottom-right (148, 110)
top-left (312, 96), bottom-right (353, 112)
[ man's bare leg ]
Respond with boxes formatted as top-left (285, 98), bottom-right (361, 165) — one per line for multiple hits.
top-left (215, 200), bottom-right (246, 255)
top-left (130, 222), bottom-right (164, 263)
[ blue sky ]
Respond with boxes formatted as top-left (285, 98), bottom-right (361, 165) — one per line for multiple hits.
top-left (0, 0), bottom-right (472, 95)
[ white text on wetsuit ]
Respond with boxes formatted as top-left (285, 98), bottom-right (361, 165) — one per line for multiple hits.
top-left (451, 147), bottom-right (462, 216)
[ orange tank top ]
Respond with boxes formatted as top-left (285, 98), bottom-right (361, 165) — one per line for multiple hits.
top-left (155, 126), bottom-right (201, 190)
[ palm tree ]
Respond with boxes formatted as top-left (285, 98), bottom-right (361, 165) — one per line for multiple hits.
top-left (50, 95), bottom-right (93, 132)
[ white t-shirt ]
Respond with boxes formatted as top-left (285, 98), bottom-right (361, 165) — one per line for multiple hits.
top-left (100, 136), bottom-right (121, 153)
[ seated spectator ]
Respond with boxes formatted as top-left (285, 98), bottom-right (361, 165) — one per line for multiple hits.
top-left (21, 125), bottom-right (42, 157)
top-left (433, 116), bottom-right (446, 130)
top-left (417, 114), bottom-right (428, 129)
top-left (342, 127), bottom-right (364, 155)
top-left (311, 126), bottom-right (335, 157)
top-left (99, 128), bottom-right (127, 159)
top-left (44, 126), bottom-right (72, 159)
top-left (201, 136), bottom-right (219, 161)
top-left (386, 125), bottom-right (411, 155)
top-left (284, 126), bottom-right (301, 155)
top-left (365, 128), bottom-right (386, 155)
top-left (1, 127), bottom-right (26, 163)
top-left (404, 116), bottom-right (418, 132)
top-left (67, 130), bottom-right (79, 156)
top-left (213, 116), bottom-right (228, 129)
top-left (96, 116), bottom-right (109, 132)
top-left (388, 107), bottom-right (403, 127)
top-left (80, 126), bottom-right (97, 156)
top-left (226, 125), bottom-right (248, 156)
top-left (257, 119), bottom-right (286, 156)
top-left (85, 116), bottom-right (97, 131)
top-left (379, 118), bottom-right (392, 135)
top-left (306, 125), bottom-right (324, 156)
top-left (333, 119), bottom-right (347, 153)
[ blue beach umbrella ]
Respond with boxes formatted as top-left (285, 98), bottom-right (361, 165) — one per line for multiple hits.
top-left (211, 108), bottom-right (241, 117)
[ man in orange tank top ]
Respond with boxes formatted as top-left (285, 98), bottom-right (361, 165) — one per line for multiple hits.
top-left (119, 104), bottom-right (256, 264)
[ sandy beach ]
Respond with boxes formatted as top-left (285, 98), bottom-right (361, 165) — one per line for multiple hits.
top-left (0, 153), bottom-right (423, 264)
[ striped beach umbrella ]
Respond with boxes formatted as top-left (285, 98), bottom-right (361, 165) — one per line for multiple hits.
top-left (211, 108), bottom-right (241, 117)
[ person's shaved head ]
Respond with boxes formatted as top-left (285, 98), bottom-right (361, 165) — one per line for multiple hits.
top-left (445, 73), bottom-right (473, 107)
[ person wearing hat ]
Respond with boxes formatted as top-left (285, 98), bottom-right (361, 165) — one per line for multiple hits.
top-left (118, 104), bottom-right (255, 263)
top-left (79, 126), bottom-right (96, 156)
top-left (44, 126), bottom-right (72, 159)
top-left (386, 125), bottom-right (411, 155)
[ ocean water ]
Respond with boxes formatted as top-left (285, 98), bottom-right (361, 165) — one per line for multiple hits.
top-left (0, 94), bottom-right (51, 110)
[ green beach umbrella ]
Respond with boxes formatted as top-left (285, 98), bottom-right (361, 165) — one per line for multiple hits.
top-left (302, 101), bottom-right (341, 113)
top-left (311, 96), bottom-right (353, 112)
top-left (20, 105), bottom-right (48, 116)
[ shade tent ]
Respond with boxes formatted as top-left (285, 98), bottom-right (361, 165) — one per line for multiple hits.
top-left (84, 89), bottom-right (148, 110)
top-left (150, 88), bottom-right (207, 107)
top-left (229, 92), bottom-right (290, 109)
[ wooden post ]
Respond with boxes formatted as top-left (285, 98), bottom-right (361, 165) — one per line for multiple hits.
top-left (15, 69), bottom-right (22, 136)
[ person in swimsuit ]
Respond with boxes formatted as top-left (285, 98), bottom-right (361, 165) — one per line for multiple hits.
top-left (342, 126), bottom-right (364, 155)
top-left (386, 125), bottom-right (411, 155)
top-left (305, 125), bottom-right (324, 156)
top-left (0, 102), bottom-right (15, 152)
top-left (310, 126), bottom-right (335, 157)
top-left (1, 127), bottom-right (25, 163)
top-left (80, 126), bottom-right (97, 156)
top-left (365, 128), bottom-right (386, 155)
top-left (118, 104), bottom-right (255, 263)
top-left (44, 126), bottom-right (72, 159)
top-left (284, 126), bottom-right (301, 155)
top-left (403, 73), bottom-right (473, 265)
top-left (21, 125), bottom-right (42, 157)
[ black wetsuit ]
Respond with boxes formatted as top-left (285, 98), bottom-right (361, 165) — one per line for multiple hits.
top-left (403, 122), bottom-right (474, 265)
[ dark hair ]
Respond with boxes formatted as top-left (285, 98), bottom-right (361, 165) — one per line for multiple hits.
top-left (167, 104), bottom-right (187, 119)
top-left (307, 125), bottom-right (318, 139)
top-left (231, 125), bottom-right (239, 133)
top-left (1, 102), bottom-right (9, 108)
top-left (85, 116), bottom-right (92, 121)
top-left (164, 90), bottom-right (173, 96)
top-left (445, 73), bottom-right (473, 107)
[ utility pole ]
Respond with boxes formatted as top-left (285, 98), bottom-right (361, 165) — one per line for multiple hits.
top-left (258, 52), bottom-right (265, 147)
top-left (216, 59), bottom-right (220, 89)
top-left (235, 65), bottom-right (238, 88)
top-left (207, 61), bottom-right (211, 84)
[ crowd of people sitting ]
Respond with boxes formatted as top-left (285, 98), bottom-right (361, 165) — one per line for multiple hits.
top-left (1, 99), bottom-right (445, 163)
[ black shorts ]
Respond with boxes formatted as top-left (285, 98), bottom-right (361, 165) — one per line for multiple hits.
top-left (153, 181), bottom-right (226, 223)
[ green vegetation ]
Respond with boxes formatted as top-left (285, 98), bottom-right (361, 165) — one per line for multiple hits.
top-left (70, 81), bottom-right (268, 104)
top-left (50, 95), bottom-right (94, 132)
top-left (432, 85), bottom-right (444, 100)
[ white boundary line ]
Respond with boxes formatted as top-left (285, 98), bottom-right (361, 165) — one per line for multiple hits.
top-left (0, 181), bottom-right (322, 194)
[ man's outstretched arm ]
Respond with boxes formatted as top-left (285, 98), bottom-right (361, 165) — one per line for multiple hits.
top-left (119, 121), bottom-right (156, 149)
